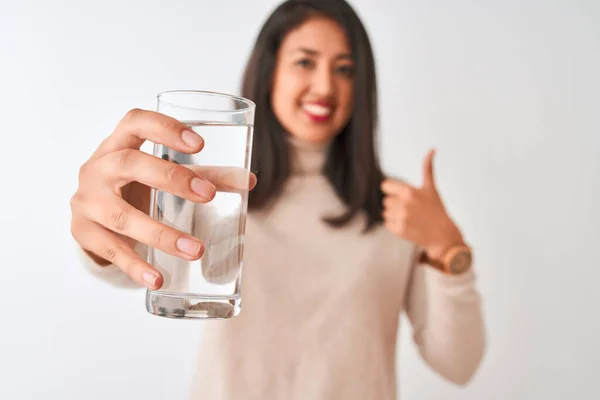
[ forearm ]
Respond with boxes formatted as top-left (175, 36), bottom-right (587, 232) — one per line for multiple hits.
top-left (407, 265), bottom-right (486, 385)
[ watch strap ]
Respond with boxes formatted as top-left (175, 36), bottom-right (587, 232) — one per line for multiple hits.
top-left (419, 244), bottom-right (472, 274)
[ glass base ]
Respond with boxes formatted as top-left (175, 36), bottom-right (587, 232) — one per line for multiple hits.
top-left (145, 291), bottom-right (241, 320)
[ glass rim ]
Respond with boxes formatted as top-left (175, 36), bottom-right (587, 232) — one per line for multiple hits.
top-left (156, 90), bottom-right (256, 114)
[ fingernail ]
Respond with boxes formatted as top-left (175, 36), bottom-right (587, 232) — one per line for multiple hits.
top-left (191, 178), bottom-right (216, 199)
top-left (181, 129), bottom-right (203, 148)
top-left (177, 237), bottom-right (202, 256)
top-left (143, 271), bottom-right (158, 288)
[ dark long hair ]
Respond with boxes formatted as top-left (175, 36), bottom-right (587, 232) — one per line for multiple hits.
top-left (242, 0), bottom-right (384, 232)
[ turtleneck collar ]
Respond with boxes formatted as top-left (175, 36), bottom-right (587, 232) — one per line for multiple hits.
top-left (286, 134), bottom-right (330, 176)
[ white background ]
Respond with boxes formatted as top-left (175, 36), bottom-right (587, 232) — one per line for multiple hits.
top-left (1, 0), bottom-right (598, 399)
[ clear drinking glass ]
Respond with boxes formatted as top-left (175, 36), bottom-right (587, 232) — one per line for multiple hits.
top-left (145, 90), bottom-right (255, 319)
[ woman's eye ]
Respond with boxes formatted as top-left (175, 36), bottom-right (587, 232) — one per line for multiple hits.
top-left (296, 58), bottom-right (314, 68)
top-left (336, 65), bottom-right (354, 77)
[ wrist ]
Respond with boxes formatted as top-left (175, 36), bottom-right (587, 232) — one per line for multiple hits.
top-left (422, 240), bottom-right (473, 275)
top-left (425, 235), bottom-right (465, 263)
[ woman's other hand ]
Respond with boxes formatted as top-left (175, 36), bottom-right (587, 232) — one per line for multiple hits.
top-left (381, 149), bottom-right (465, 262)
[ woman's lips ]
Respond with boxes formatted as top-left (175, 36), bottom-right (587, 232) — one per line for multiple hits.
top-left (302, 103), bottom-right (333, 122)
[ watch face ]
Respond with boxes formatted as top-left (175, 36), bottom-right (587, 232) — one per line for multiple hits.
top-left (449, 250), bottom-right (472, 274)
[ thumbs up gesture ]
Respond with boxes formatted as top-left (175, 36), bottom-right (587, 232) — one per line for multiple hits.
top-left (381, 149), bottom-right (465, 262)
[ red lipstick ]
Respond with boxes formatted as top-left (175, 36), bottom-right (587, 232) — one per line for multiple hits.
top-left (302, 101), bottom-right (333, 123)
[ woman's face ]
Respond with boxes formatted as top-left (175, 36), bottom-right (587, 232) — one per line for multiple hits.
top-left (271, 16), bottom-right (354, 144)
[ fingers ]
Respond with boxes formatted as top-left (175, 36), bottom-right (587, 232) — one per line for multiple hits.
top-left (249, 172), bottom-right (258, 191)
top-left (93, 109), bottom-right (204, 159)
top-left (422, 149), bottom-right (436, 189)
top-left (382, 195), bottom-right (411, 217)
top-left (382, 200), bottom-right (421, 241)
top-left (188, 166), bottom-right (257, 193)
top-left (83, 194), bottom-right (205, 262)
top-left (383, 217), bottom-right (417, 240)
top-left (381, 179), bottom-right (414, 197)
top-left (72, 217), bottom-right (163, 289)
top-left (382, 195), bottom-right (396, 210)
top-left (95, 151), bottom-right (255, 199)
top-left (96, 149), bottom-right (217, 201)
top-left (382, 188), bottom-right (414, 238)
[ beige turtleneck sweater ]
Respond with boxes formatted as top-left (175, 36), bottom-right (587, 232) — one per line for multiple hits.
top-left (80, 137), bottom-right (485, 399)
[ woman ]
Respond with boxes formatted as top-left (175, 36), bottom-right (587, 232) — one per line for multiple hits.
top-left (70, 0), bottom-right (485, 398)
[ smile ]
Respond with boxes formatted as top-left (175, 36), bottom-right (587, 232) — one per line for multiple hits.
top-left (302, 103), bottom-right (333, 122)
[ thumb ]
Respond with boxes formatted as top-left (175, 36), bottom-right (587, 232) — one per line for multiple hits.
top-left (422, 148), bottom-right (437, 190)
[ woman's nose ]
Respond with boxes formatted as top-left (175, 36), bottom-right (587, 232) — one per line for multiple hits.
top-left (310, 65), bottom-right (334, 97)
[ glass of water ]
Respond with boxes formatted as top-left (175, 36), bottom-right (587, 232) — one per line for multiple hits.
top-left (145, 90), bottom-right (255, 319)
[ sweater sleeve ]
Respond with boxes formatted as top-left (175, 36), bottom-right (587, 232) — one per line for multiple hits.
top-left (404, 256), bottom-right (486, 385)
top-left (76, 240), bottom-right (145, 289)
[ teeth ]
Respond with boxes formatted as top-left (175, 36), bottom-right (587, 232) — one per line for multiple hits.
top-left (303, 104), bottom-right (332, 117)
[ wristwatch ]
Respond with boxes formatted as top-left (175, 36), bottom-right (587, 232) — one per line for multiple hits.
top-left (421, 244), bottom-right (473, 275)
